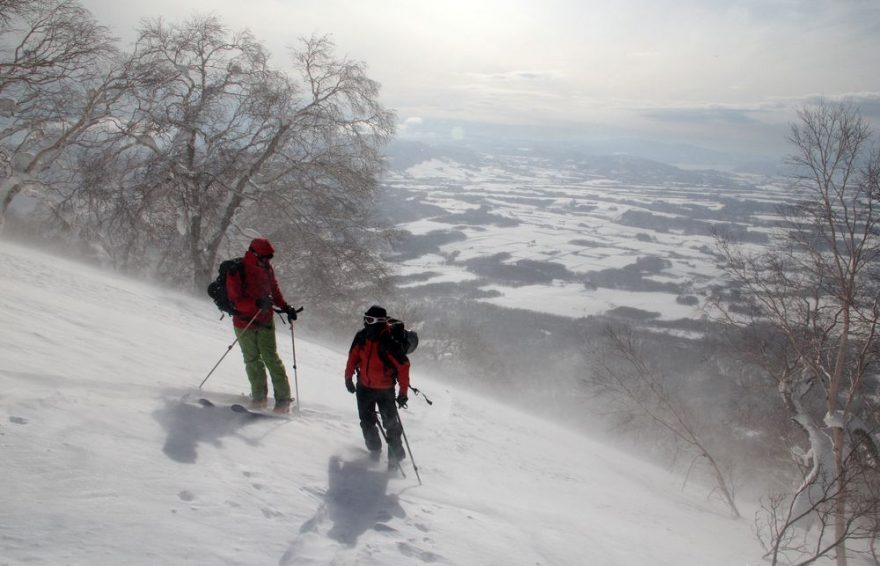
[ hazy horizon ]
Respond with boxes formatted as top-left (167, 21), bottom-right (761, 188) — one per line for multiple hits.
top-left (77, 0), bottom-right (880, 165)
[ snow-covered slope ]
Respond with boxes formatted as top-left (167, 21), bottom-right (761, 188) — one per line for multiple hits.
top-left (0, 239), bottom-right (764, 565)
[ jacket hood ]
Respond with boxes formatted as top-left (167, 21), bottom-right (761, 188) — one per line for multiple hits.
top-left (364, 305), bottom-right (387, 318)
top-left (249, 238), bottom-right (275, 256)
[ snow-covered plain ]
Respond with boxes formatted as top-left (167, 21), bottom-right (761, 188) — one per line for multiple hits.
top-left (0, 239), bottom-right (767, 565)
top-left (384, 153), bottom-right (795, 324)
top-left (479, 282), bottom-right (700, 321)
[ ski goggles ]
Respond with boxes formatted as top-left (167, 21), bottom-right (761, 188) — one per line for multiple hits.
top-left (363, 315), bottom-right (387, 325)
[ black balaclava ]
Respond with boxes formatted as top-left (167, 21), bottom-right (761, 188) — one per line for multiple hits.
top-left (363, 305), bottom-right (387, 339)
top-left (366, 322), bottom-right (384, 339)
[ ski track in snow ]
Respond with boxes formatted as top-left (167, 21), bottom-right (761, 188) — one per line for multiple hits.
top-left (0, 239), bottom-right (771, 565)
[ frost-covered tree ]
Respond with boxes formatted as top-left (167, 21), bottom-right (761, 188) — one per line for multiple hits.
top-left (82, 16), bottom-right (394, 291)
top-left (716, 101), bottom-right (880, 565)
top-left (0, 0), bottom-right (118, 228)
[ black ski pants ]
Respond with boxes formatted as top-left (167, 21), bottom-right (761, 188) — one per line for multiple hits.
top-left (356, 384), bottom-right (404, 458)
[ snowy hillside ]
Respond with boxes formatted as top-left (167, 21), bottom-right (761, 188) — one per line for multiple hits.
top-left (0, 239), bottom-right (766, 565)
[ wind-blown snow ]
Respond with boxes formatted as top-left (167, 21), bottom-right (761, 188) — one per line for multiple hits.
top-left (0, 239), bottom-right (764, 565)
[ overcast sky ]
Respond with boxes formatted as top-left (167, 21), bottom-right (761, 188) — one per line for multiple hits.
top-left (79, 0), bottom-right (880, 162)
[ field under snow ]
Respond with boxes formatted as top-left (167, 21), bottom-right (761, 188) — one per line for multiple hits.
top-left (382, 148), bottom-right (794, 328)
top-left (0, 239), bottom-right (770, 565)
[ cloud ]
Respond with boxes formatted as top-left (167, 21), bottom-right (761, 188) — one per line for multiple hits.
top-left (397, 116), bottom-right (425, 136)
top-left (640, 94), bottom-right (880, 127)
top-left (641, 106), bottom-right (760, 125)
top-left (79, 0), bottom-right (880, 161)
top-left (795, 93), bottom-right (880, 127)
top-left (852, 97), bottom-right (880, 125)
top-left (760, 92), bottom-right (880, 128)
top-left (465, 70), bottom-right (564, 83)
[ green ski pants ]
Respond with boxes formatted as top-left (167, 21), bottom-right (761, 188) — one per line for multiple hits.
top-left (235, 325), bottom-right (291, 402)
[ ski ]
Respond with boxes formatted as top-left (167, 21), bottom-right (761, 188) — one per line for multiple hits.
top-left (230, 403), bottom-right (293, 420)
top-left (196, 397), bottom-right (292, 420)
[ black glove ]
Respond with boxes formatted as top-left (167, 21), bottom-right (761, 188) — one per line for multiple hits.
top-left (283, 304), bottom-right (298, 321)
top-left (255, 297), bottom-right (273, 310)
top-left (396, 394), bottom-right (408, 409)
top-left (345, 380), bottom-right (356, 394)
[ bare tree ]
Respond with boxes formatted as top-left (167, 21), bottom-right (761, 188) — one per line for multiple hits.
top-left (0, 0), bottom-right (112, 92)
top-left (755, 449), bottom-right (880, 565)
top-left (83, 16), bottom-right (395, 292)
top-left (0, 0), bottom-right (118, 228)
top-left (588, 324), bottom-right (741, 518)
top-left (0, 1), bottom-right (27, 26)
top-left (247, 34), bottom-right (397, 313)
top-left (715, 100), bottom-right (880, 565)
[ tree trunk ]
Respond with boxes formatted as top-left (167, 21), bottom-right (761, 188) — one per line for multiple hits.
top-left (0, 179), bottom-right (23, 232)
top-left (833, 425), bottom-right (847, 566)
top-left (704, 450), bottom-right (741, 518)
top-left (830, 305), bottom-right (850, 566)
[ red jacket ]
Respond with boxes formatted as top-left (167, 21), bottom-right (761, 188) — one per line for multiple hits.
top-left (226, 250), bottom-right (287, 329)
top-left (345, 326), bottom-right (410, 395)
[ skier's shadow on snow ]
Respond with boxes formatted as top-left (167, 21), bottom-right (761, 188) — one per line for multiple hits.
top-left (153, 398), bottom-right (266, 464)
top-left (322, 454), bottom-right (406, 546)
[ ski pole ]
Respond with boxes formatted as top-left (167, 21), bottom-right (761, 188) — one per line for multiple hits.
top-left (199, 310), bottom-right (261, 389)
top-left (287, 307), bottom-right (304, 414)
top-left (395, 407), bottom-right (422, 485)
top-left (375, 414), bottom-right (407, 478)
top-left (410, 386), bottom-right (433, 406)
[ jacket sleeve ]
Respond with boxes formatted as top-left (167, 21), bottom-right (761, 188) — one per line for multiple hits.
top-left (226, 269), bottom-right (255, 317)
top-left (269, 266), bottom-right (287, 308)
top-left (385, 342), bottom-right (410, 396)
top-left (344, 334), bottom-right (361, 381)
top-left (395, 360), bottom-right (410, 397)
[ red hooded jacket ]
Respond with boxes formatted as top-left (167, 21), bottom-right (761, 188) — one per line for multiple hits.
top-left (226, 238), bottom-right (287, 329)
top-left (345, 325), bottom-right (410, 395)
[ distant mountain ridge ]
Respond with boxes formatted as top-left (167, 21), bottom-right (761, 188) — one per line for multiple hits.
top-left (384, 139), bottom-right (766, 186)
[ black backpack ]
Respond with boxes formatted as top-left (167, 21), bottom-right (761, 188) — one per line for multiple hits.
top-left (206, 257), bottom-right (244, 315)
top-left (387, 318), bottom-right (419, 355)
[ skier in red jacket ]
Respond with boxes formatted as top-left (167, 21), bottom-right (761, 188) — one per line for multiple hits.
top-left (226, 238), bottom-right (299, 413)
top-left (344, 305), bottom-right (410, 466)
